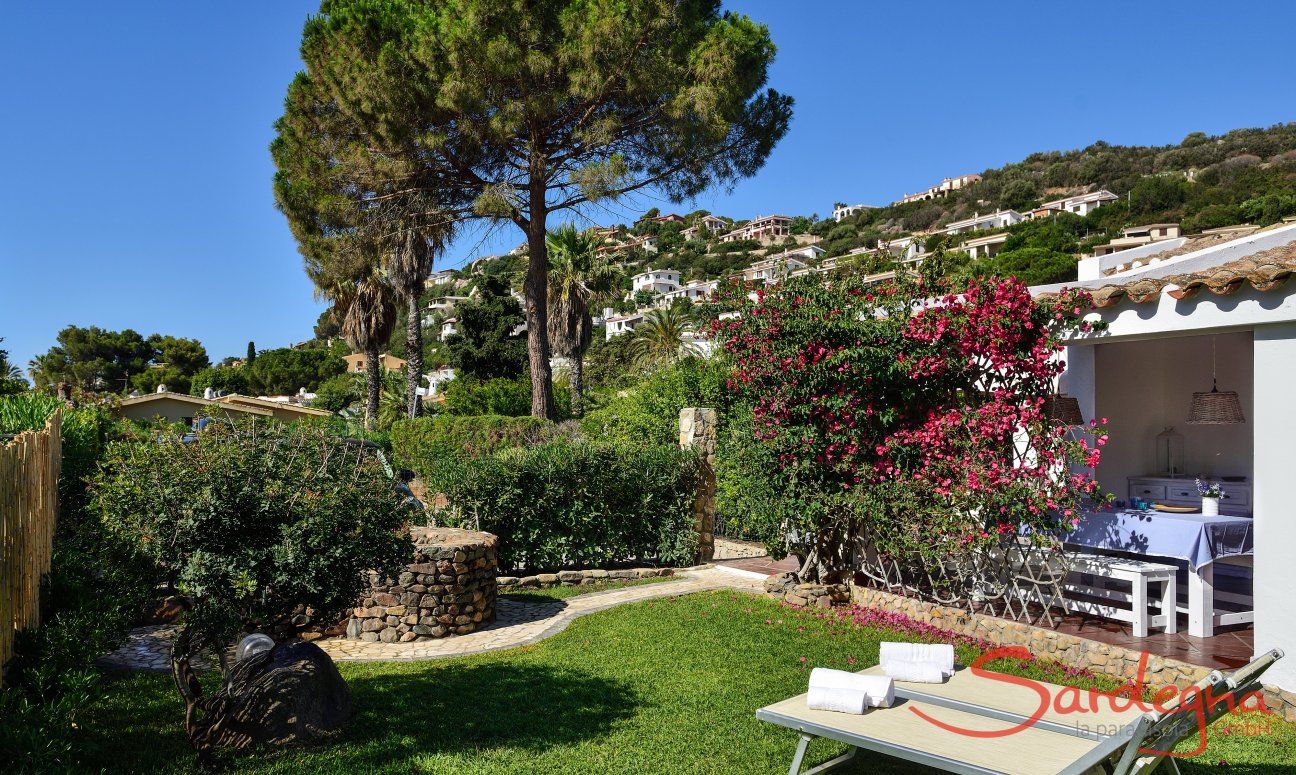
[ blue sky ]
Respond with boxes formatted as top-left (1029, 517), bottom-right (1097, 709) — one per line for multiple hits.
top-left (3, 1), bottom-right (1295, 372)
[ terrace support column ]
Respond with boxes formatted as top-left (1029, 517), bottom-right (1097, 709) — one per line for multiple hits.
top-left (680, 408), bottom-right (717, 563)
top-left (1253, 323), bottom-right (1296, 693)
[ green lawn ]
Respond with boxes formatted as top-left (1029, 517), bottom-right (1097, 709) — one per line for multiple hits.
top-left (85, 590), bottom-right (1296, 773)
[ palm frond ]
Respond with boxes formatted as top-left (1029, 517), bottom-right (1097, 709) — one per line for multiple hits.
top-left (628, 306), bottom-right (699, 369)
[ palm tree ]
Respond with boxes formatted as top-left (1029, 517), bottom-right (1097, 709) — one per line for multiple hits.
top-left (341, 275), bottom-right (399, 430)
top-left (545, 224), bottom-right (617, 417)
top-left (629, 305), bottom-right (700, 370)
top-left (376, 368), bottom-right (408, 430)
top-left (0, 338), bottom-right (21, 380)
top-left (386, 220), bottom-right (451, 419)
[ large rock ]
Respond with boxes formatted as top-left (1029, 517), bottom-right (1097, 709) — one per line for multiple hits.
top-left (187, 640), bottom-right (351, 751)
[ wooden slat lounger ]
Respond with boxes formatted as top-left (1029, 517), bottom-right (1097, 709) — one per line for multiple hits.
top-left (757, 648), bottom-right (1283, 775)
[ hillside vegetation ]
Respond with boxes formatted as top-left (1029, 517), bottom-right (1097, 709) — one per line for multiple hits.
top-left (346, 122), bottom-right (1296, 366)
top-left (825, 123), bottom-right (1296, 245)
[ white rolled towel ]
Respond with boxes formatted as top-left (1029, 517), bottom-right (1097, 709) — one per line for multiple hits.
top-left (879, 642), bottom-right (955, 674)
top-left (808, 668), bottom-right (895, 708)
top-left (807, 686), bottom-right (869, 714)
top-left (882, 659), bottom-right (948, 683)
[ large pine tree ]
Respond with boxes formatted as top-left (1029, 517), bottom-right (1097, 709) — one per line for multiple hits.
top-left (277, 0), bottom-right (792, 419)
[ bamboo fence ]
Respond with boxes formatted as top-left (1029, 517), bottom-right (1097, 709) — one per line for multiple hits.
top-left (0, 409), bottom-right (61, 683)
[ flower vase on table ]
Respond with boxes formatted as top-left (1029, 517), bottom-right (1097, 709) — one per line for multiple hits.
top-left (1196, 479), bottom-right (1225, 516)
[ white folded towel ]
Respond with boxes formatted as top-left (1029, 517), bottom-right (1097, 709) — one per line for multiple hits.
top-left (808, 668), bottom-right (895, 708)
top-left (879, 642), bottom-right (955, 674)
top-left (806, 686), bottom-right (870, 714)
top-left (882, 659), bottom-right (948, 683)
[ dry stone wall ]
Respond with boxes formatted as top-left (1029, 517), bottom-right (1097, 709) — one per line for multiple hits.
top-left (346, 527), bottom-right (498, 643)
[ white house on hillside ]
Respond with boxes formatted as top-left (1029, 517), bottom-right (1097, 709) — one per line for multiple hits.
top-left (1037, 220), bottom-right (1296, 693)
top-left (896, 173), bottom-right (982, 205)
top-left (962, 231), bottom-right (1010, 260)
top-left (942, 209), bottom-right (1025, 235)
top-left (427, 295), bottom-right (468, 313)
top-left (740, 252), bottom-right (812, 285)
top-left (660, 279), bottom-right (718, 304)
top-left (681, 215), bottom-right (729, 241)
top-left (720, 214), bottom-right (793, 244)
top-left (423, 269), bottom-right (458, 288)
top-left (420, 366), bottom-right (457, 399)
top-left (604, 310), bottom-right (645, 340)
top-left (833, 203), bottom-right (875, 222)
top-left (881, 235), bottom-right (927, 262)
top-left (632, 268), bottom-right (680, 295)
top-left (1030, 189), bottom-right (1119, 219)
top-left (1091, 223), bottom-right (1183, 257)
top-left (632, 235), bottom-right (659, 253)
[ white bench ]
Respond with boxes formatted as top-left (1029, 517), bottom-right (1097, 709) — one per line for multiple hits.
top-left (1064, 554), bottom-right (1178, 637)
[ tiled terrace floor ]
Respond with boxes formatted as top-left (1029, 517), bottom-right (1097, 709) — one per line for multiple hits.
top-left (716, 554), bottom-right (799, 576)
top-left (716, 550), bottom-right (1253, 672)
top-left (1044, 610), bottom-right (1254, 671)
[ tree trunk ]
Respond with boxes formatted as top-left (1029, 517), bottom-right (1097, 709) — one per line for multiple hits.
top-left (570, 353), bottom-right (584, 418)
top-left (364, 340), bottom-right (380, 431)
top-left (404, 294), bottom-right (423, 419)
top-left (523, 185), bottom-right (556, 420)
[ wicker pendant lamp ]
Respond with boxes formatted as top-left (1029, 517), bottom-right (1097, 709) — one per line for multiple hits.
top-left (1188, 337), bottom-right (1245, 424)
top-left (1044, 393), bottom-right (1084, 426)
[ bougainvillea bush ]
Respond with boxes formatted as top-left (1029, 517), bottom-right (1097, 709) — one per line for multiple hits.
top-left (709, 269), bottom-right (1105, 582)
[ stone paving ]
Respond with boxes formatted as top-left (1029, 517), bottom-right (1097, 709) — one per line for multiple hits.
top-left (99, 567), bottom-right (763, 671)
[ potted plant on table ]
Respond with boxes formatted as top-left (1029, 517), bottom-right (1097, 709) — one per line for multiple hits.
top-left (1196, 479), bottom-right (1227, 516)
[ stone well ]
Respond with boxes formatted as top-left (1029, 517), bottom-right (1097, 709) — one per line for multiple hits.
top-left (346, 527), bottom-right (498, 643)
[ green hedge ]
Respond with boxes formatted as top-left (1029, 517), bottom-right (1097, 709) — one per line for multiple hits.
top-left (441, 439), bottom-right (699, 571)
top-left (391, 415), bottom-right (554, 490)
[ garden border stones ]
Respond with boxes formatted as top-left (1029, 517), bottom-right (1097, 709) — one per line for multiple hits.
top-left (346, 527), bottom-right (498, 643)
top-left (496, 566), bottom-right (676, 591)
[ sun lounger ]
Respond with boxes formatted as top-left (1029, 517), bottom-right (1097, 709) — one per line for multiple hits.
top-left (757, 648), bottom-right (1283, 775)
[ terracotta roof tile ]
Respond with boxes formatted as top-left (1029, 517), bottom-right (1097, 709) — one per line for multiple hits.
top-left (1100, 228), bottom-right (1262, 276)
top-left (1085, 240), bottom-right (1296, 308)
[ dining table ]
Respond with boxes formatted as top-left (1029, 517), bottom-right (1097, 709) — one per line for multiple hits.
top-left (1065, 508), bottom-right (1254, 637)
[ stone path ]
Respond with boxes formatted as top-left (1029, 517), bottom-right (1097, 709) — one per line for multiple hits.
top-left (99, 567), bottom-right (764, 671)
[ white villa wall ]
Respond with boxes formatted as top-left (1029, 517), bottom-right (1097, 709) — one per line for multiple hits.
top-left (1090, 332), bottom-right (1253, 495)
top-left (1253, 322), bottom-right (1296, 692)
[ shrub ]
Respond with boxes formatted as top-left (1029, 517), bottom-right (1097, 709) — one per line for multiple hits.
top-left (442, 439), bottom-right (699, 571)
top-left (189, 366), bottom-right (250, 396)
top-left (583, 332), bottom-right (642, 389)
top-left (92, 420), bottom-right (414, 731)
top-left (0, 667), bottom-right (100, 771)
top-left (0, 377), bottom-right (27, 396)
top-left (312, 373), bottom-right (362, 412)
top-left (974, 247), bottom-right (1078, 286)
top-left (391, 414), bottom-right (557, 490)
top-left (441, 376), bottom-right (532, 416)
top-left (442, 375), bottom-right (572, 418)
top-left (244, 347), bottom-right (345, 395)
top-left (1240, 192), bottom-right (1296, 225)
top-left (0, 393), bottom-right (63, 433)
top-left (581, 357), bottom-right (729, 446)
top-left (1183, 203), bottom-right (1244, 232)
